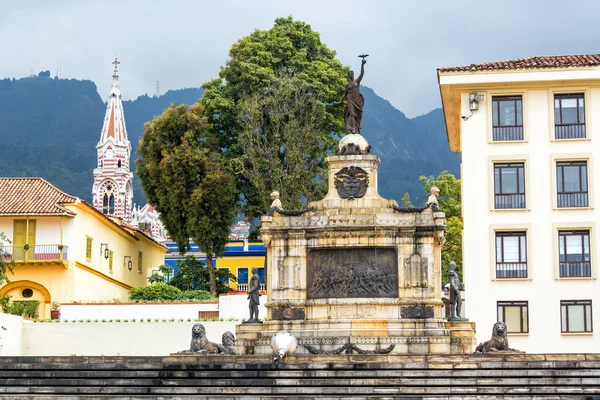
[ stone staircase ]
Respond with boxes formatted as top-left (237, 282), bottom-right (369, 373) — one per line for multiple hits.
top-left (0, 354), bottom-right (599, 399)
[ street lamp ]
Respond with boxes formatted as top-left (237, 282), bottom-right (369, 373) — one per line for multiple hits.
top-left (124, 256), bottom-right (132, 271)
top-left (100, 243), bottom-right (110, 260)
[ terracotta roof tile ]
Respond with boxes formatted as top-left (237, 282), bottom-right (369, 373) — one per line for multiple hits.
top-left (0, 178), bottom-right (77, 216)
top-left (438, 54), bottom-right (600, 73)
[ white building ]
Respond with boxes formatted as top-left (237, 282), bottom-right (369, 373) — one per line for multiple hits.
top-left (438, 54), bottom-right (600, 352)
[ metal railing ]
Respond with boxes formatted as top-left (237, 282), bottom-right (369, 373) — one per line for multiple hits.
top-left (557, 192), bottom-right (588, 208)
top-left (555, 124), bottom-right (586, 139)
top-left (495, 194), bottom-right (526, 209)
top-left (0, 244), bottom-right (68, 262)
top-left (493, 126), bottom-right (524, 141)
top-left (559, 261), bottom-right (591, 278)
top-left (496, 262), bottom-right (528, 279)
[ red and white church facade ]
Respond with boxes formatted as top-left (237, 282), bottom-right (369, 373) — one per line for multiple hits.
top-left (92, 59), bottom-right (166, 242)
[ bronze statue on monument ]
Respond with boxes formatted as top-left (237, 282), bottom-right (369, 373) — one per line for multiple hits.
top-left (447, 261), bottom-right (468, 321)
top-left (335, 55), bottom-right (368, 134)
top-left (244, 266), bottom-right (262, 323)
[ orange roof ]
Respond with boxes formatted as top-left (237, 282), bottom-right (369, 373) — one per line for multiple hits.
top-left (0, 178), bottom-right (77, 216)
top-left (438, 54), bottom-right (600, 73)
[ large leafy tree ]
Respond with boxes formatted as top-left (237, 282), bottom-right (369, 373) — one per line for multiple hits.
top-left (168, 255), bottom-right (236, 294)
top-left (135, 103), bottom-right (237, 296)
top-left (235, 77), bottom-right (331, 215)
top-left (403, 171), bottom-right (462, 284)
top-left (201, 16), bottom-right (347, 219)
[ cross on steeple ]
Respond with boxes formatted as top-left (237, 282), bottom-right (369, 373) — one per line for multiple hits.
top-left (112, 57), bottom-right (120, 75)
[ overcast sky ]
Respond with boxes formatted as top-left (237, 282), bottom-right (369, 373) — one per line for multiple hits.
top-left (1, 0), bottom-right (599, 117)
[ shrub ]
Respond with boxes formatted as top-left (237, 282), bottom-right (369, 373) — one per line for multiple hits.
top-left (129, 282), bottom-right (182, 301)
top-left (177, 290), bottom-right (214, 302)
top-left (7, 300), bottom-right (40, 318)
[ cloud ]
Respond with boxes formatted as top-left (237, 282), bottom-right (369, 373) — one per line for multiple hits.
top-left (1, 0), bottom-right (599, 117)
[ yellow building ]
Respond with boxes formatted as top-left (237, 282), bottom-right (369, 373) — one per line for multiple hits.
top-left (0, 178), bottom-right (167, 319)
top-left (164, 240), bottom-right (266, 291)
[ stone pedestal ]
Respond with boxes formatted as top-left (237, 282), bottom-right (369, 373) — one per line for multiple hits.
top-left (236, 134), bottom-right (476, 355)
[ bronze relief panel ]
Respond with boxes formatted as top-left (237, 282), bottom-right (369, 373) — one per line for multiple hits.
top-left (307, 247), bottom-right (398, 299)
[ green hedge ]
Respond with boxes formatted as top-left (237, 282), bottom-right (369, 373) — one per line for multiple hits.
top-left (177, 290), bottom-right (214, 301)
top-left (129, 283), bottom-right (215, 302)
top-left (0, 297), bottom-right (40, 318)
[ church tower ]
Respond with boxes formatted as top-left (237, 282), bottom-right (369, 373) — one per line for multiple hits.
top-left (92, 58), bottom-right (133, 222)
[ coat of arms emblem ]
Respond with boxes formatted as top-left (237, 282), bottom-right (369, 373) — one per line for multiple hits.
top-left (334, 166), bottom-right (369, 199)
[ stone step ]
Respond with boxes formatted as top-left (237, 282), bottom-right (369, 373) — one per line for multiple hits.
top-left (0, 385), bottom-right (599, 395)
top-left (0, 355), bottom-right (598, 399)
top-left (0, 377), bottom-right (599, 387)
top-left (0, 368), bottom-right (599, 378)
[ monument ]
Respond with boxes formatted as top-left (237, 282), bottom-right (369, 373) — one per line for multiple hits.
top-left (236, 57), bottom-right (476, 355)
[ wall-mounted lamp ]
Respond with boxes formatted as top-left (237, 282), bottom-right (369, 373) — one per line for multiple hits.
top-left (124, 256), bottom-right (132, 271)
top-left (462, 92), bottom-right (485, 121)
top-left (100, 243), bottom-right (110, 260)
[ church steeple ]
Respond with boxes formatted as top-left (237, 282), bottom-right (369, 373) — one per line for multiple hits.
top-left (92, 58), bottom-right (134, 222)
top-left (100, 58), bottom-right (129, 144)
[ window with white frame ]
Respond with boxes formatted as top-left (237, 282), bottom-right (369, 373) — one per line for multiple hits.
top-left (556, 161), bottom-right (588, 208)
top-left (558, 230), bottom-right (591, 278)
top-left (561, 300), bottom-right (592, 333)
top-left (492, 95), bottom-right (523, 141)
top-left (497, 301), bottom-right (529, 333)
top-left (494, 162), bottom-right (526, 209)
top-left (495, 231), bottom-right (527, 278)
top-left (554, 93), bottom-right (586, 139)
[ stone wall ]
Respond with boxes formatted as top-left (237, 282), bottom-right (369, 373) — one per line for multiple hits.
top-left (21, 321), bottom-right (237, 356)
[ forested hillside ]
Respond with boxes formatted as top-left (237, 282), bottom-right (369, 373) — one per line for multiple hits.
top-left (0, 75), bottom-right (456, 206)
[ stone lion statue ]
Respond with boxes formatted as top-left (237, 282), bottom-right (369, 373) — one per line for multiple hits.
top-left (474, 321), bottom-right (519, 353)
top-left (221, 331), bottom-right (236, 355)
top-left (178, 323), bottom-right (221, 354)
top-left (177, 324), bottom-right (236, 355)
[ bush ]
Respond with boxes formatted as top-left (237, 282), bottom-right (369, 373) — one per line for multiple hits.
top-left (7, 300), bottom-right (40, 318)
top-left (129, 282), bottom-right (182, 301)
top-left (177, 290), bottom-right (214, 302)
top-left (128, 283), bottom-right (216, 302)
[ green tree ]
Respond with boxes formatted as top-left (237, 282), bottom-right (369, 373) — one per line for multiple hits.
top-left (0, 232), bottom-right (15, 286)
top-left (419, 171), bottom-right (461, 219)
top-left (147, 272), bottom-right (163, 284)
top-left (235, 77), bottom-right (331, 215)
top-left (169, 255), bottom-right (236, 295)
top-left (401, 192), bottom-right (414, 207)
top-left (200, 16), bottom-right (347, 219)
top-left (404, 171), bottom-right (462, 284)
top-left (136, 103), bottom-right (237, 296)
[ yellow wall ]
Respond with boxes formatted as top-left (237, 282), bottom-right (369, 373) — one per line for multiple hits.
top-left (215, 254), bottom-right (265, 291)
top-left (0, 201), bottom-right (166, 319)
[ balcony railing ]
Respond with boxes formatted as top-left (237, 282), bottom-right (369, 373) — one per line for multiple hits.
top-left (0, 244), bottom-right (68, 263)
top-left (236, 284), bottom-right (266, 291)
top-left (496, 262), bottom-right (527, 279)
top-left (559, 261), bottom-right (591, 278)
top-left (493, 126), bottom-right (524, 141)
top-left (555, 124), bottom-right (586, 140)
top-left (557, 192), bottom-right (589, 208)
top-left (495, 194), bottom-right (526, 209)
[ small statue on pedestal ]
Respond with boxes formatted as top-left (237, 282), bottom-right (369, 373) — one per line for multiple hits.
top-left (426, 186), bottom-right (440, 211)
top-left (244, 266), bottom-right (262, 324)
top-left (448, 261), bottom-right (468, 321)
top-left (270, 190), bottom-right (284, 211)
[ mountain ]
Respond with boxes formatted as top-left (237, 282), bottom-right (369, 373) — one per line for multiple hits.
top-left (362, 88), bottom-right (460, 203)
top-left (0, 75), bottom-right (203, 203)
top-left (0, 76), bottom-right (456, 208)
